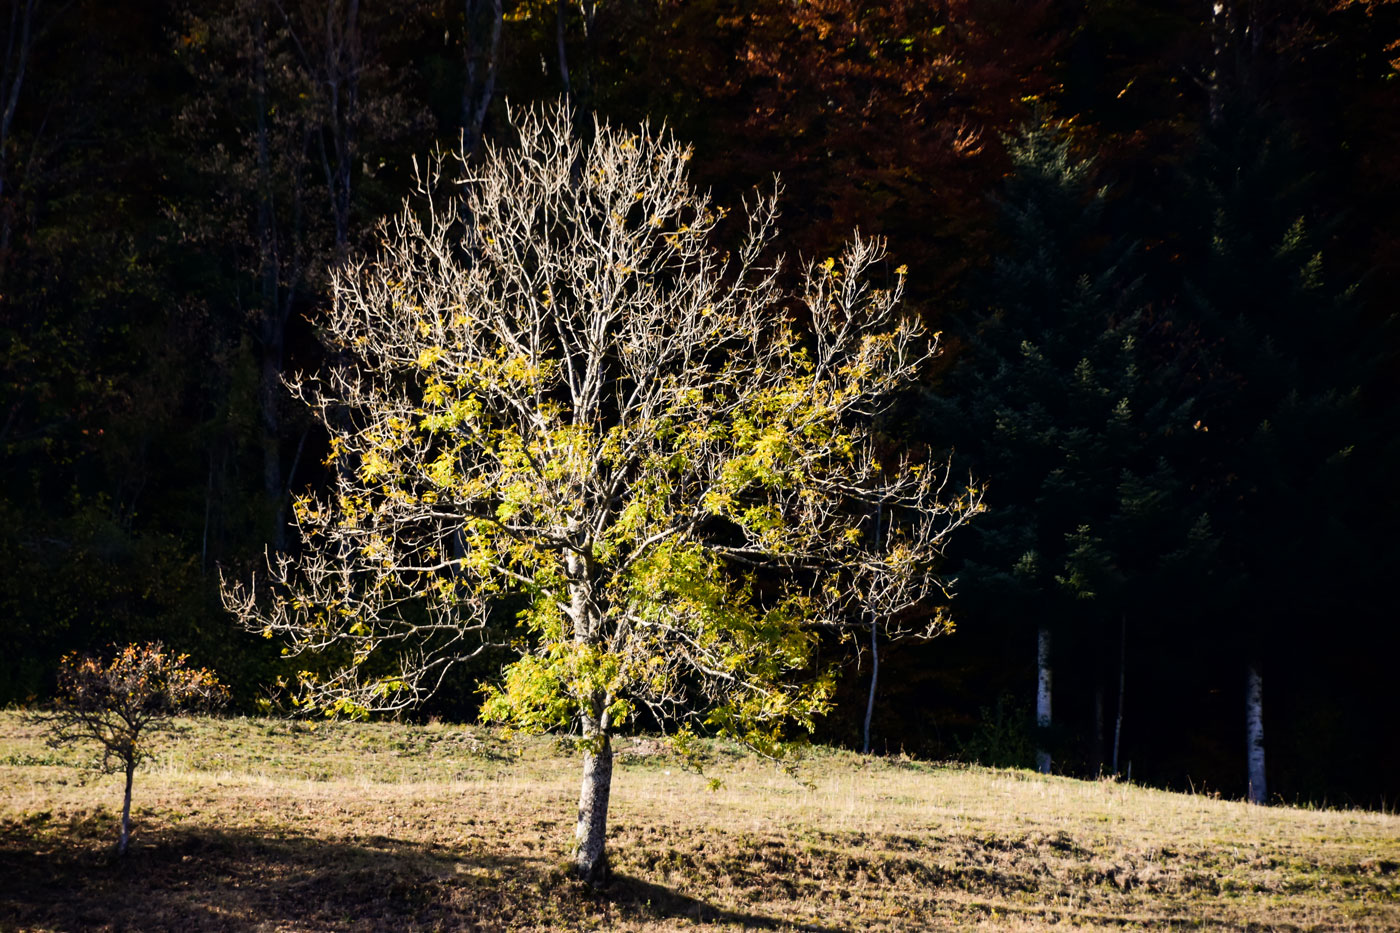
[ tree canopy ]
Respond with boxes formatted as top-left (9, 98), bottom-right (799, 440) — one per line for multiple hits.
top-left (225, 103), bottom-right (980, 880)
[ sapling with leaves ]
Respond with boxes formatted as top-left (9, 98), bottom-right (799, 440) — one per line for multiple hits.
top-left (223, 101), bottom-right (981, 884)
top-left (36, 643), bottom-right (227, 856)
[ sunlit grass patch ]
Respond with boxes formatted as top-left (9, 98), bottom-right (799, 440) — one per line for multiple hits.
top-left (2, 711), bottom-right (1397, 931)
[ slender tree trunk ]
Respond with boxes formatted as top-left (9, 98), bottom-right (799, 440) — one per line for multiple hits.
top-left (1035, 623), bottom-right (1052, 774)
top-left (0, 0), bottom-right (37, 280)
top-left (1112, 613), bottom-right (1125, 776)
top-left (1208, 0), bottom-right (1229, 128)
top-left (555, 0), bottom-right (570, 95)
top-left (862, 617), bottom-right (879, 755)
top-left (574, 0), bottom-right (598, 110)
top-left (117, 762), bottom-right (135, 856)
top-left (574, 715), bottom-right (612, 885)
top-left (202, 450), bottom-right (214, 574)
top-left (1093, 682), bottom-right (1104, 776)
top-left (862, 501), bottom-right (884, 755)
top-left (1091, 613), bottom-right (1107, 774)
top-left (260, 330), bottom-right (287, 547)
top-left (1245, 660), bottom-right (1266, 803)
top-left (461, 0), bottom-right (501, 156)
top-left (1207, 0), bottom-right (1265, 128)
top-left (318, 0), bottom-right (358, 263)
top-left (253, 11), bottom-right (288, 551)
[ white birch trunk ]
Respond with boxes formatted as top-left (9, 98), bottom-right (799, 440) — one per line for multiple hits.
top-left (574, 722), bottom-right (612, 885)
top-left (1246, 661), bottom-right (1266, 804)
top-left (1112, 612), bottom-right (1125, 776)
top-left (1036, 624), bottom-right (1052, 774)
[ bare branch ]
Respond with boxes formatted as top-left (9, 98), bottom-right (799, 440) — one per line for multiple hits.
top-left (224, 100), bottom-right (982, 741)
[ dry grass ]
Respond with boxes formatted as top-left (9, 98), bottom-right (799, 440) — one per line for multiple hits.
top-left (2, 711), bottom-right (1396, 931)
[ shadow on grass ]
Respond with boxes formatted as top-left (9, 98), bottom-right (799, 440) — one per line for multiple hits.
top-left (0, 811), bottom-right (843, 932)
top-left (606, 872), bottom-right (844, 931)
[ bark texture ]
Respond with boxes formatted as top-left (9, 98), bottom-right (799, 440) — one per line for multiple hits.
top-left (460, 0), bottom-right (501, 156)
top-left (862, 502), bottom-right (885, 755)
top-left (1112, 613), bottom-right (1126, 776)
top-left (118, 764), bottom-right (134, 856)
top-left (1246, 661), bottom-right (1266, 804)
top-left (862, 617), bottom-right (879, 755)
top-left (1036, 623), bottom-right (1052, 774)
top-left (574, 728), bottom-right (612, 885)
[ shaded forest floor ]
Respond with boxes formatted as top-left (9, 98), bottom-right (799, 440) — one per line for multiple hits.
top-left (1, 712), bottom-right (1396, 931)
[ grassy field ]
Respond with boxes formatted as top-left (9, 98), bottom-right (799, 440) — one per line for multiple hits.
top-left (1, 711), bottom-right (1396, 931)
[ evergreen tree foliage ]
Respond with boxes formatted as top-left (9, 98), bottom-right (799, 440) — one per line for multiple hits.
top-left (925, 116), bottom-right (1202, 771)
top-left (1174, 91), bottom-right (1387, 798)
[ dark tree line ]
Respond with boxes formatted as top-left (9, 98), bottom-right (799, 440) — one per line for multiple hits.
top-left (2, 0), bottom-right (1397, 806)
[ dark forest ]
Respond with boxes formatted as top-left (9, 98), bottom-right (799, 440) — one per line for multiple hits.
top-left (3, 0), bottom-right (1398, 809)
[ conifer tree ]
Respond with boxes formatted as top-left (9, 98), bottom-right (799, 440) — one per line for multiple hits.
top-left (926, 117), bottom-right (1196, 774)
top-left (1178, 90), bottom-right (1374, 803)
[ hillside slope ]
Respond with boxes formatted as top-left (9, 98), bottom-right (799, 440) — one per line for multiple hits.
top-left (2, 712), bottom-right (1396, 931)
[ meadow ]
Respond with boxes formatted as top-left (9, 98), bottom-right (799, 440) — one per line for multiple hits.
top-left (2, 711), bottom-right (1396, 931)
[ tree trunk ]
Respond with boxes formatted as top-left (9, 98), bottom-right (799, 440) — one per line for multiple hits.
top-left (862, 615), bottom-right (879, 755)
top-left (1093, 682), bottom-right (1104, 776)
top-left (567, 559), bottom-right (610, 885)
top-left (461, 0), bottom-right (502, 156)
top-left (555, 0), bottom-right (570, 95)
top-left (253, 11), bottom-right (289, 552)
top-left (1035, 623), bottom-right (1052, 774)
top-left (574, 722), bottom-right (612, 885)
top-left (1112, 613), bottom-right (1125, 776)
top-left (1208, 0), bottom-right (1229, 128)
top-left (202, 450), bottom-right (214, 574)
top-left (862, 501), bottom-right (884, 755)
top-left (117, 762), bottom-right (135, 856)
top-left (317, 0), bottom-right (358, 263)
top-left (1245, 660), bottom-right (1266, 804)
top-left (574, 0), bottom-right (598, 110)
top-left (0, 0), bottom-right (37, 280)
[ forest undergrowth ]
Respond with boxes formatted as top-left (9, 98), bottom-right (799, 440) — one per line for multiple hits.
top-left (2, 712), bottom-right (1396, 931)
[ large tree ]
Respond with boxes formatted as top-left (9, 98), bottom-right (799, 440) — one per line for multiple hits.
top-left (225, 103), bottom-right (979, 883)
top-left (1178, 98), bottom-right (1371, 805)
top-left (925, 116), bottom-right (1196, 775)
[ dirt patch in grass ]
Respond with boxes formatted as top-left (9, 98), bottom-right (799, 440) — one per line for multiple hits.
top-left (2, 713), bottom-right (1397, 932)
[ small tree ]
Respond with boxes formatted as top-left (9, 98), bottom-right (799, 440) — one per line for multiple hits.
top-left (38, 643), bottom-right (227, 856)
top-left (224, 102), bottom-right (980, 884)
